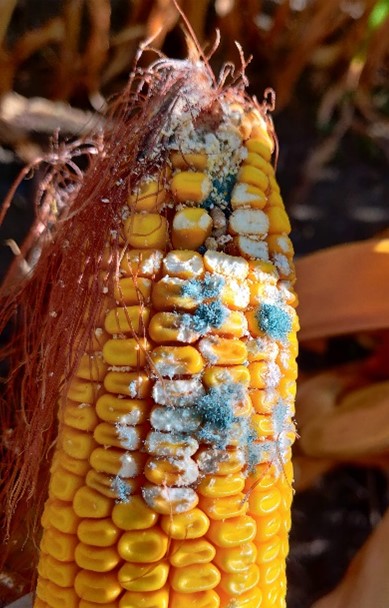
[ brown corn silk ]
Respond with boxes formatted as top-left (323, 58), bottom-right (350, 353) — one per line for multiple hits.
top-left (0, 48), bottom-right (298, 608)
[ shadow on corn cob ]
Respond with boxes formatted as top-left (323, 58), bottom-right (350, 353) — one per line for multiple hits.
top-left (0, 42), bottom-right (298, 608)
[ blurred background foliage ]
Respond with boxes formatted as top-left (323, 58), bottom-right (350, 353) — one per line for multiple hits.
top-left (1, 1), bottom-right (389, 607)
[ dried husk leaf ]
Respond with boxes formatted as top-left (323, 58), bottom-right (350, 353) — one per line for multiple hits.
top-left (296, 239), bottom-right (389, 342)
top-left (312, 507), bottom-right (389, 608)
top-left (300, 381), bottom-right (389, 459)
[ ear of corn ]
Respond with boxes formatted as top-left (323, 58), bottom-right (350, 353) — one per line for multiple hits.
top-left (12, 55), bottom-right (297, 608)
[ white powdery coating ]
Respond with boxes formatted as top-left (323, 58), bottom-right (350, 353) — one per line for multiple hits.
top-left (163, 251), bottom-right (204, 278)
top-left (204, 250), bottom-right (249, 279)
top-left (196, 448), bottom-right (245, 474)
top-left (273, 235), bottom-right (292, 254)
top-left (265, 362), bottom-right (282, 389)
top-left (152, 350), bottom-right (188, 378)
top-left (231, 183), bottom-right (266, 206)
top-left (237, 236), bottom-right (269, 261)
top-left (167, 456), bottom-right (199, 486)
top-left (245, 336), bottom-right (279, 361)
top-left (115, 423), bottom-right (142, 450)
top-left (118, 453), bottom-right (141, 478)
top-left (273, 252), bottom-right (291, 276)
top-left (229, 209), bottom-right (269, 236)
top-left (152, 377), bottom-right (205, 407)
top-left (132, 250), bottom-right (163, 276)
top-left (119, 408), bottom-right (143, 425)
top-left (198, 337), bottom-right (219, 364)
top-left (142, 485), bottom-right (197, 513)
top-left (150, 406), bottom-right (201, 433)
top-left (173, 209), bottom-right (212, 231)
top-left (176, 322), bottom-right (200, 343)
top-left (223, 278), bottom-right (250, 308)
top-left (145, 431), bottom-right (199, 457)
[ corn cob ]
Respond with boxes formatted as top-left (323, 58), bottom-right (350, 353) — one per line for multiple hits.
top-left (3, 54), bottom-right (297, 608)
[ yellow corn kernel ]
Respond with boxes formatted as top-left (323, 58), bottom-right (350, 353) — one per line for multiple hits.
top-left (268, 189), bottom-right (283, 207)
top-left (248, 486), bottom-right (282, 516)
top-left (169, 539), bottom-right (216, 567)
top-left (197, 473), bottom-right (245, 498)
top-left (229, 209), bottom-right (269, 237)
top-left (202, 365), bottom-right (250, 388)
top-left (90, 447), bottom-right (145, 478)
top-left (267, 206), bottom-right (291, 234)
top-left (219, 564), bottom-right (260, 595)
top-left (145, 431), bottom-right (198, 458)
top-left (214, 542), bottom-right (257, 573)
top-left (200, 493), bottom-right (248, 520)
top-left (39, 553), bottom-right (78, 587)
top-left (41, 528), bottom-right (78, 562)
top-left (104, 306), bottom-right (150, 334)
top-left (245, 137), bottom-right (272, 161)
top-left (103, 337), bottom-right (151, 367)
top-left (172, 207), bottom-right (213, 249)
top-left (62, 401), bottom-right (99, 432)
top-left (220, 279), bottom-right (250, 310)
top-left (238, 165), bottom-right (268, 192)
top-left (199, 337), bottom-right (247, 365)
top-left (80, 602), bottom-right (118, 608)
top-left (170, 151), bottom-right (208, 171)
top-left (214, 310), bottom-right (248, 338)
top-left (93, 422), bottom-right (144, 450)
top-left (243, 152), bottom-right (273, 176)
top-left (96, 394), bottom-right (150, 423)
top-left (118, 561), bottom-right (169, 592)
top-left (163, 250), bottom-right (204, 279)
top-left (234, 235), bottom-right (269, 260)
top-left (259, 558), bottom-right (283, 587)
top-left (114, 276), bottom-right (152, 305)
top-left (151, 345), bottom-right (204, 376)
top-left (220, 587), bottom-right (262, 608)
top-left (112, 495), bottom-right (158, 530)
top-left (75, 570), bottom-right (122, 603)
top-left (75, 354), bottom-right (107, 383)
top-left (267, 234), bottom-right (294, 257)
top-left (77, 518), bottom-right (120, 547)
top-left (43, 581), bottom-right (78, 608)
top-left (119, 588), bottom-right (169, 608)
top-left (118, 528), bottom-right (169, 563)
top-left (129, 180), bottom-right (167, 211)
top-left (85, 469), bottom-right (139, 499)
top-left (67, 378), bottom-right (100, 404)
top-left (169, 590), bottom-right (220, 608)
top-left (171, 171), bottom-right (211, 203)
top-left (142, 484), bottom-right (199, 515)
top-left (196, 447), bottom-right (245, 475)
top-left (245, 464), bottom-right (278, 492)
top-left (231, 183), bottom-right (267, 210)
top-left (33, 596), bottom-right (47, 608)
top-left (49, 467), bottom-right (84, 502)
top-left (145, 456), bottom-right (198, 486)
top-left (60, 426), bottom-right (95, 460)
top-left (120, 249), bottom-right (163, 278)
top-left (47, 500), bottom-right (80, 534)
top-left (73, 486), bottom-right (113, 518)
top-left (256, 535), bottom-right (281, 563)
top-left (170, 563), bottom-right (221, 593)
top-left (160, 508), bottom-right (209, 539)
top-left (251, 413), bottom-right (273, 438)
top-left (75, 543), bottom-right (120, 572)
top-left (53, 451), bottom-right (90, 478)
top-left (148, 312), bottom-right (199, 344)
top-left (207, 516), bottom-right (257, 547)
top-left (124, 214), bottom-right (168, 249)
top-left (249, 389), bottom-right (277, 414)
top-left (151, 276), bottom-right (198, 311)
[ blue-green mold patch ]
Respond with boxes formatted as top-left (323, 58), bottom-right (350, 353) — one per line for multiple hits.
top-left (181, 273), bottom-right (224, 301)
top-left (182, 301), bottom-right (227, 335)
top-left (202, 174), bottom-right (237, 215)
top-left (256, 303), bottom-right (292, 341)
